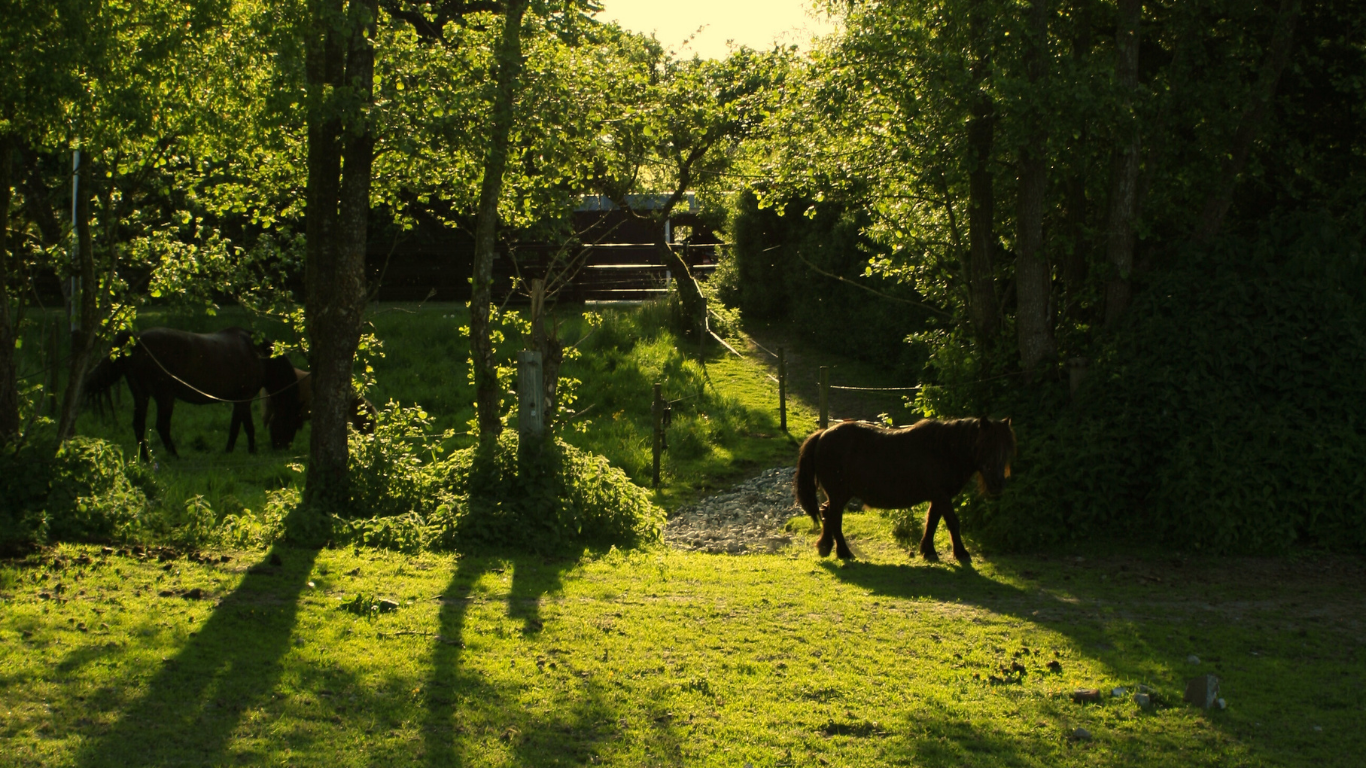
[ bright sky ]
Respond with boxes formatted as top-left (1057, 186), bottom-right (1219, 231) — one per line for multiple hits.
top-left (594, 0), bottom-right (841, 60)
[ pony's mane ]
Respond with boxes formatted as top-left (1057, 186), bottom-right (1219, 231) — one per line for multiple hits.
top-left (912, 417), bottom-right (986, 460)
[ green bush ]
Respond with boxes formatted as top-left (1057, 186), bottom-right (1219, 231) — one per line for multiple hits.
top-left (314, 400), bottom-right (660, 554)
top-left (441, 431), bottom-right (663, 553)
top-left (0, 438), bottom-right (157, 552)
top-left (965, 238), bottom-right (1366, 554)
top-left (346, 402), bottom-right (453, 519)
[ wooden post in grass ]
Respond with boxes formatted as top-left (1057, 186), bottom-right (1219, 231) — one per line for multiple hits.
top-left (518, 350), bottom-right (544, 443)
top-left (819, 366), bottom-right (829, 429)
top-left (651, 383), bottom-right (663, 488)
top-left (777, 347), bottom-right (787, 432)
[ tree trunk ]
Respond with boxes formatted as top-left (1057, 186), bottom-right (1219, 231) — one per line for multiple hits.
top-left (1015, 0), bottom-right (1056, 377)
top-left (658, 238), bottom-right (706, 336)
top-left (0, 136), bottom-right (18, 443)
top-left (1060, 4), bottom-right (1092, 317)
top-left (1195, 0), bottom-right (1300, 242)
top-left (55, 155), bottom-right (97, 445)
top-left (529, 279), bottom-right (564, 432)
top-left (470, 0), bottom-right (529, 444)
top-left (303, 0), bottom-right (375, 509)
top-left (965, 0), bottom-right (1000, 349)
top-left (1103, 0), bottom-right (1141, 328)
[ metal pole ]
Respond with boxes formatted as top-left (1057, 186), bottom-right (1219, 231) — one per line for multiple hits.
top-left (777, 347), bottom-right (787, 432)
top-left (819, 366), bottom-right (829, 430)
top-left (651, 383), bottom-right (663, 488)
top-left (69, 149), bottom-right (80, 334)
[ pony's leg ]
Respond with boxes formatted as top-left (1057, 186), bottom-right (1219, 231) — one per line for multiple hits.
top-left (226, 404), bottom-right (240, 453)
top-left (132, 393), bottom-right (150, 462)
top-left (154, 395), bottom-right (179, 457)
top-left (227, 402), bottom-right (255, 453)
top-left (831, 504), bottom-right (855, 560)
top-left (941, 506), bottom-right (972, 564)
top-left (817, 491), bottom-right (852, 559)
top-left (241, 401), bottom-right (257, 453)
top-left (815, 500), bottom-right (836, 558)
top-left (919, 501), bottom-right (945, 561)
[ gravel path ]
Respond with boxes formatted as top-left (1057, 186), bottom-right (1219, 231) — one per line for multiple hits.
top-left (663, 467), bottom-right (809, 554)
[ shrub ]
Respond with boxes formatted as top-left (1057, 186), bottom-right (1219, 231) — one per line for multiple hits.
top-left (314, 400), bottom-right (660, 554)
top-left (346, 402), bottom-right (452, 519)
top-left (441, 431), bottom-right (663, 553)
top-left (0, 438), bottom-right (156, 552)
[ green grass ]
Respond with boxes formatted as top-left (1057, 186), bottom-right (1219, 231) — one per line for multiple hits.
top-left (2, 520), bottom-right (1361, 766)
top-left (8, 301), bottom-right (1362, 766)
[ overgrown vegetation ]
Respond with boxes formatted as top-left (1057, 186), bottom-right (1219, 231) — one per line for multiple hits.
top-left (948, 222), bottom-right (1366, 554)
top-left (5, 298), bottom-right (799, 554)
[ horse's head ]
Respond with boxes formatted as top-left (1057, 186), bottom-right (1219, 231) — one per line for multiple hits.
top-left (975, 416), bottom-right (1017, 496)
top-left (263, 357), bottom-right (304, 450)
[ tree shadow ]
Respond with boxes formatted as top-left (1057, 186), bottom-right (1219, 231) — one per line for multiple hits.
top-left (421, 551), bottom-right (672, 767)
top-left (72, 542), bottom-right (320, 767)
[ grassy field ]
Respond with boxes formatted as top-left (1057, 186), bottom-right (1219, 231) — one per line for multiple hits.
top-left (6, 301), bottom-right (1363, 766)
top-left (2, 523), bottom-right (1362, 767)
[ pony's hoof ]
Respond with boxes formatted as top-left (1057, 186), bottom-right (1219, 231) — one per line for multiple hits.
top-left (836, 548), bottom-right (855, 561)
top-left (920, 548), bottom-right (940, 562)
top-left (817, 541), bottom-right (834, 558)
top-left (953, 550), bottom-right (973, 565)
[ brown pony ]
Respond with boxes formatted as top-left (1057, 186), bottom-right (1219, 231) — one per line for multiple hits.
top-left (84, 328), bottom-right (300, 460)
top-left (260, 367), bottom-right (378, 449)
top-left (795, 417), bottom-right (1016, 562)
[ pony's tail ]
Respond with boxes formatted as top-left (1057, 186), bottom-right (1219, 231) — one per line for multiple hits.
top-left (795, 429), bottom-right (824, 524)
top-left (83, 331), bottom-right (134, 416)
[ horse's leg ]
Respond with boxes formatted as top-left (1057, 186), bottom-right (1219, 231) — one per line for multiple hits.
top-left (941, 505), bottom-right (972, 564)
top-left (817, 490), bottom-right (852, 559)
top-left (831, 501), bottom-right (855, 560)
top-left (132, 392), bottom-right (150, 462)
top-left (240, 401), bottom-right (257, 453)
top-left (227, 402), bottom-right (254, 453)
top-left (919, 500), bottom-right (945, 562)
top-left (154, 395), bottom-right (179, 458)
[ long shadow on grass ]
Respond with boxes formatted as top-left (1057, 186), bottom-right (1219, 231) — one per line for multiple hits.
top-left (822, 559), bottom-right (1164, 666)
top-left (73, 543), bottom-right (320, 767)
top-left (821, 558), bottom-right (1252, 765)
top-left (422, 553), bottom-right (662, 766)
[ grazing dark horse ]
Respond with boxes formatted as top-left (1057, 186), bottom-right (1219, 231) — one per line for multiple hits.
top-left (795, 417), bottom-right (1016, 563)
top-left (260, 367), bottom-right (378, 449)
top-left (84, 327), bottom-right (300, 460)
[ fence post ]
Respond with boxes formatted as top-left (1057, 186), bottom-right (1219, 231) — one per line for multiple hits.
top-left (819, 366), bottom-right (829, 429)
top-left (517, 350), bottom-right (544, 445)
top-left (777, 347), bottom-right (787, 432)
top-left (651, 383), bottom-right (663, 488)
